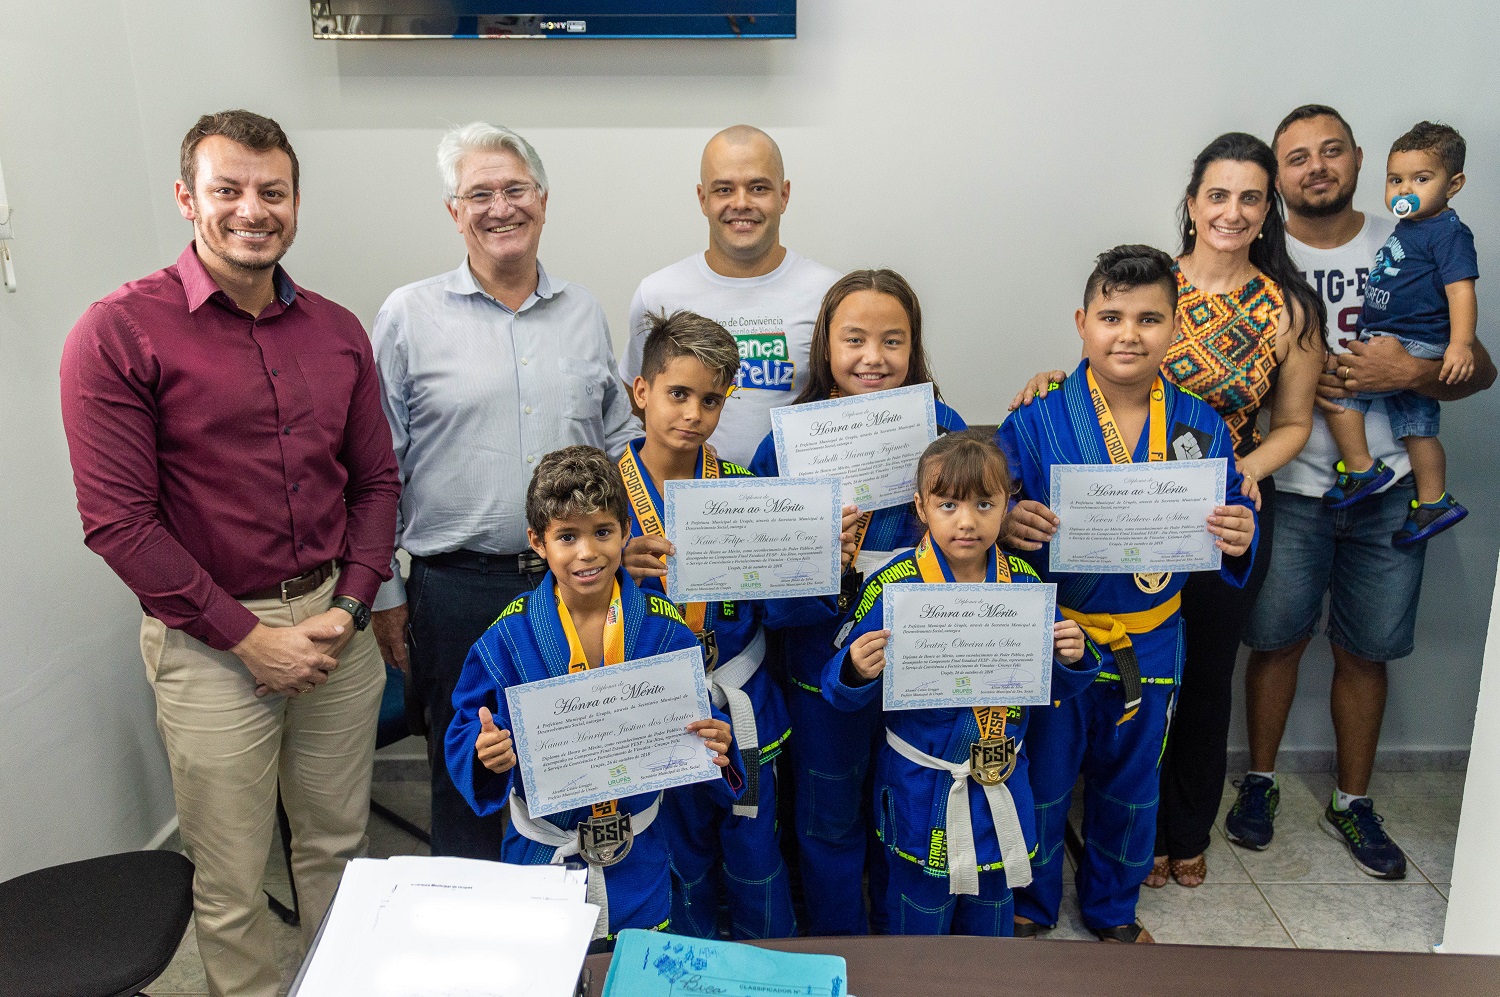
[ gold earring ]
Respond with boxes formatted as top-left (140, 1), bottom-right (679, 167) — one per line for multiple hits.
top-left (1189, 224), bottom-right (1196, 236)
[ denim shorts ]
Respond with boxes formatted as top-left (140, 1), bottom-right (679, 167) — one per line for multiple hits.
top-left (1243, 481), bottom-right (1426, 662)
top-left (1331, 332), bottom-right (1443, 439)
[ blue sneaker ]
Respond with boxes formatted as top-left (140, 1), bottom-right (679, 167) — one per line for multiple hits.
top-left (1225, 775), bottom-right (1279, 850)
top-left (1392, 493), bottom-right (1467, 547)
top-left (1323, 459), bottom-right (1395, 509)
top-left (1322, 797), bottom-right (1407, 879)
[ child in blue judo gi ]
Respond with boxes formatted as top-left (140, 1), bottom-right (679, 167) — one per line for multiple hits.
top-left (995, 244), bottom-right (1258, 942)
top-left (749, 268), bottom-right (968, 935)
top-left (617, 309), bottom-right (797, 939)
top-left (819, 430), bottom-right (1098, 935)
top-left (446, 445), bottom-right (743, 943)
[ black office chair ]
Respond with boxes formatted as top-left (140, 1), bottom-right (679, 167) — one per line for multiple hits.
top-left (265, 663), bottom-right (432, 926)
top-left (0, 850), bottom-right (195, 997)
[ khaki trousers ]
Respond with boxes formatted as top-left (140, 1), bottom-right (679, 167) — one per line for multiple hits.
top-left (141, 571), bottom-right (383, 997)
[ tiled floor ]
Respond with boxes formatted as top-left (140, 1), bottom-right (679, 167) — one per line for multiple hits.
top-left (153, 769), bottom-right (1461, 994)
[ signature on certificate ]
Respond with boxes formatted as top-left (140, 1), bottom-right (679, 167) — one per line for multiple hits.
top-left (984, 670), bottom-right (1035, 691)
top-left (775, 561), bottom-right (818, 583)
top-left (559, 772), bottom-right (590, 793)
top-left (646, 744), bottom-right (696, 774)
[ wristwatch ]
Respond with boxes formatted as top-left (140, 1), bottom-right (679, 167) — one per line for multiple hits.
top-left (330, 595), bottom-right (371, 632)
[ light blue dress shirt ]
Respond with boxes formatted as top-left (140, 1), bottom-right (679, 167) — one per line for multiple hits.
top-left (371, 260), bottom-right (639, 608)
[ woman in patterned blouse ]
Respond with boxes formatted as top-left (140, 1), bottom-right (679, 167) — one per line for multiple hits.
top-left (1005, 132), bottom-right (1325, 891)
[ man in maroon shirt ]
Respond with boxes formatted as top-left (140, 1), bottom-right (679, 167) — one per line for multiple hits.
top-left (60, 110), bottom-right (399, 997)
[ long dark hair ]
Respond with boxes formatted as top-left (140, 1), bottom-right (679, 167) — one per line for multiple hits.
top-left (794, 268), bottom-right (943, 404)
top-left (1177, 132), bottom-right (1326, 349)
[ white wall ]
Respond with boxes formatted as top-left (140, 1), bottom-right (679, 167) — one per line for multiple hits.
top-left (3, 0), bottom-right (1497, 874)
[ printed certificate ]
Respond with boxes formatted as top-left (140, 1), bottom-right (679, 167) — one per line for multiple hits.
top-left (663, 477), bottom-right (842, 603)
top-left (770, 383), bottom-right (939, 511)
top-left (882, 583), bottom-right (1057, 710)
top-left (505, 647), bottom-right (720, 818)
top-left (1048, 458), bottom-right (1228, 574)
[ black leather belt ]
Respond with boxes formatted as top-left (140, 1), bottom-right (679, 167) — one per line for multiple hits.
top-left (241, 560), bottom-right (336, 602)
top-left (415, 549), bottom-right (548, 576)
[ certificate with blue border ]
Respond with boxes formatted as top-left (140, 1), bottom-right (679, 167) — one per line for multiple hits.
top-left (769, 382), bottom-right (938, 511)
top-left (882, 582), bottom-right (1056, 710)
top-left (1048, 458), bottom-right (1228, 574)
top-left (663, 476), bottom-right (842, 603)
top-left (505, 647), bottom-right (718, 818)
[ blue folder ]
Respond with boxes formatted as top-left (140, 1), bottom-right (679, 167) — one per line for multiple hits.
top-left (603, 930), bottom-right (847, 997)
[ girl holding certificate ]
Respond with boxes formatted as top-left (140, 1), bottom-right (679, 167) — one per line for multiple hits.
top-left (749, 269), bottom-right (967, 935)
top-left (819, 432), bottom-right (1097, 936)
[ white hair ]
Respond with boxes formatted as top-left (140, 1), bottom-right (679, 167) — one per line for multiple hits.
top-left (436, 122), bottom-right (549, 200)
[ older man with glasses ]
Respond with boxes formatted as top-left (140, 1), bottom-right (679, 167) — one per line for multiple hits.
top-left (369, 122), bottom-right (638, 858)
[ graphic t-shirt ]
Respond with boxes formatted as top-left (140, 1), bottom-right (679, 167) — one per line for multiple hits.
top-left (1279, 214), bottom-right (1409, 498)
top-left (1361, 209), bottom-right (1479, 346)
top-left (620, 249), bottom-right (841, 465)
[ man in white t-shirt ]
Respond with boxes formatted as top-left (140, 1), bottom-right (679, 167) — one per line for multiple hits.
top-left (1230, 106), bottom-right (1494, 878)
top-left (619, 125), bottom-right (840, 465)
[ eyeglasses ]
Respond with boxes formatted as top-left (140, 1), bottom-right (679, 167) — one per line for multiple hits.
top-left (452, 183), bottom-right (542, 211)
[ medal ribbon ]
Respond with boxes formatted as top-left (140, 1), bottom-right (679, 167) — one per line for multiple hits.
top-left (1072, 366), bottom-right (1171, 725)
top-left (618, 444), bottom-right (718, 634)
top-left (556, 579), bottom-right (626, 817)
top-left (914, 533), bottom-right (1012, 740)
top-left (1086, 366), bottom-right (1167, 464)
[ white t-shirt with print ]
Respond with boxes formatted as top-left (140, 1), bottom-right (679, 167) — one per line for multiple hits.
top-left (620, 249), bottom-right (841, 466)
top-left (1278, 214), bottom-right (1410, 498)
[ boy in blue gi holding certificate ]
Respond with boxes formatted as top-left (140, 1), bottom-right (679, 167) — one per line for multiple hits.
top-left (446, 446), bottom-right (742, 943)
top-left (995, 245), bottom-right (1258, 942)
top-left (820, 431), bottom-right (1098, 936)
top-left (750, 269), bottom-right (967, 935)
top-left (619, 310), bottom-right (797, 939)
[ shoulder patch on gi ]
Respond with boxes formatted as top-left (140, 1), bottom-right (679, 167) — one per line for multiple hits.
top-left (719, 460), bottom-right (754, 478)
top-left (647, 595), bottom-right (687, 625)
top-left (1007, 555), bottom-right (1041, 581)
top-left (1168, 421), bottom-right (1214, 462)
top-left (493, 593), bottom-right (529, 626)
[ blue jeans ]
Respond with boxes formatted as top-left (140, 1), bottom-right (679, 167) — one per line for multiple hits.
top-left (1244, 483), bottom-right (1426, 661)
top-left (405, 555), bottom-right (541, 858)
top-left (1332, 333), bottom-right (1443, 439)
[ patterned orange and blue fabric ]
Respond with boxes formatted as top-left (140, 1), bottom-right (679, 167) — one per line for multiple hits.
top-left (1163, 264), bottom-right (1285, 455)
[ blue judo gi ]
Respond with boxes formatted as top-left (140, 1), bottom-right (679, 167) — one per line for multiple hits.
top-left (995, 360), bottom-right (1257, 932)
top-left (750, 398), bottom-right (967, 935)
top-left (618, 440), bottom-right (797, 939)
top-left (445, 567), bottom-right (745, 940)
top-left (819, 536), bottom-right (1100, 936)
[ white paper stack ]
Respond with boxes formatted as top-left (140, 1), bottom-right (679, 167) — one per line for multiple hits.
top-left (292, 856), bottom-right (599, 997)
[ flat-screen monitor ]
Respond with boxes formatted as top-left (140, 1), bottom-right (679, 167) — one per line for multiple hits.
top-left (309, 2), bottom-right (796, 39)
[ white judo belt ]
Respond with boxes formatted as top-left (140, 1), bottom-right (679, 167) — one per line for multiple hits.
top-left (508, 791), bottom-right (661, 940)
top-left (885, 729), bottom-right (1032, 895)
top-left (707, 627), bottom-right (766, 818)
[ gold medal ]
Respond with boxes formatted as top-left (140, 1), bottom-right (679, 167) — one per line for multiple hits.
top-left (1133, 571), bottom-right (1172, 594)
top-left (971, 735), bottom-right (1018, 786)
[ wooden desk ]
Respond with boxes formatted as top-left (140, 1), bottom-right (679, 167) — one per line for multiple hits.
top-left (582, 935), bottom-right (1500, 996)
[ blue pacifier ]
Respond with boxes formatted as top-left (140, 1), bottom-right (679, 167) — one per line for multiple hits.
top-left (1391, 194), bottom-right (1420, 219)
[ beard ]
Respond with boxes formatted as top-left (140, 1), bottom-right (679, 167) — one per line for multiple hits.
top-left (1289, 184), bottom-right (1356, 219)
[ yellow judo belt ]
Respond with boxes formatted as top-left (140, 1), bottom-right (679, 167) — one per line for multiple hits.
top-left (557, 582), bottom-right (626, 824)
top-left (914, 533), bottom-right (1018, 785)
top-left (618, 445), bottom-right (720, 666)
top-left (1060, 596), bottom-right (1179, 724)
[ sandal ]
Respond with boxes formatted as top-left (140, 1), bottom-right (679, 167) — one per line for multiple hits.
top-left (1094, 922), bottom-right (1156, 944)
top-left (1012, 916), bottom-right (1048, 939)
top-left (1170, 853), bottom-right (1207, 888)
top-left (1144, 855), bottom-right (1170, 889)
